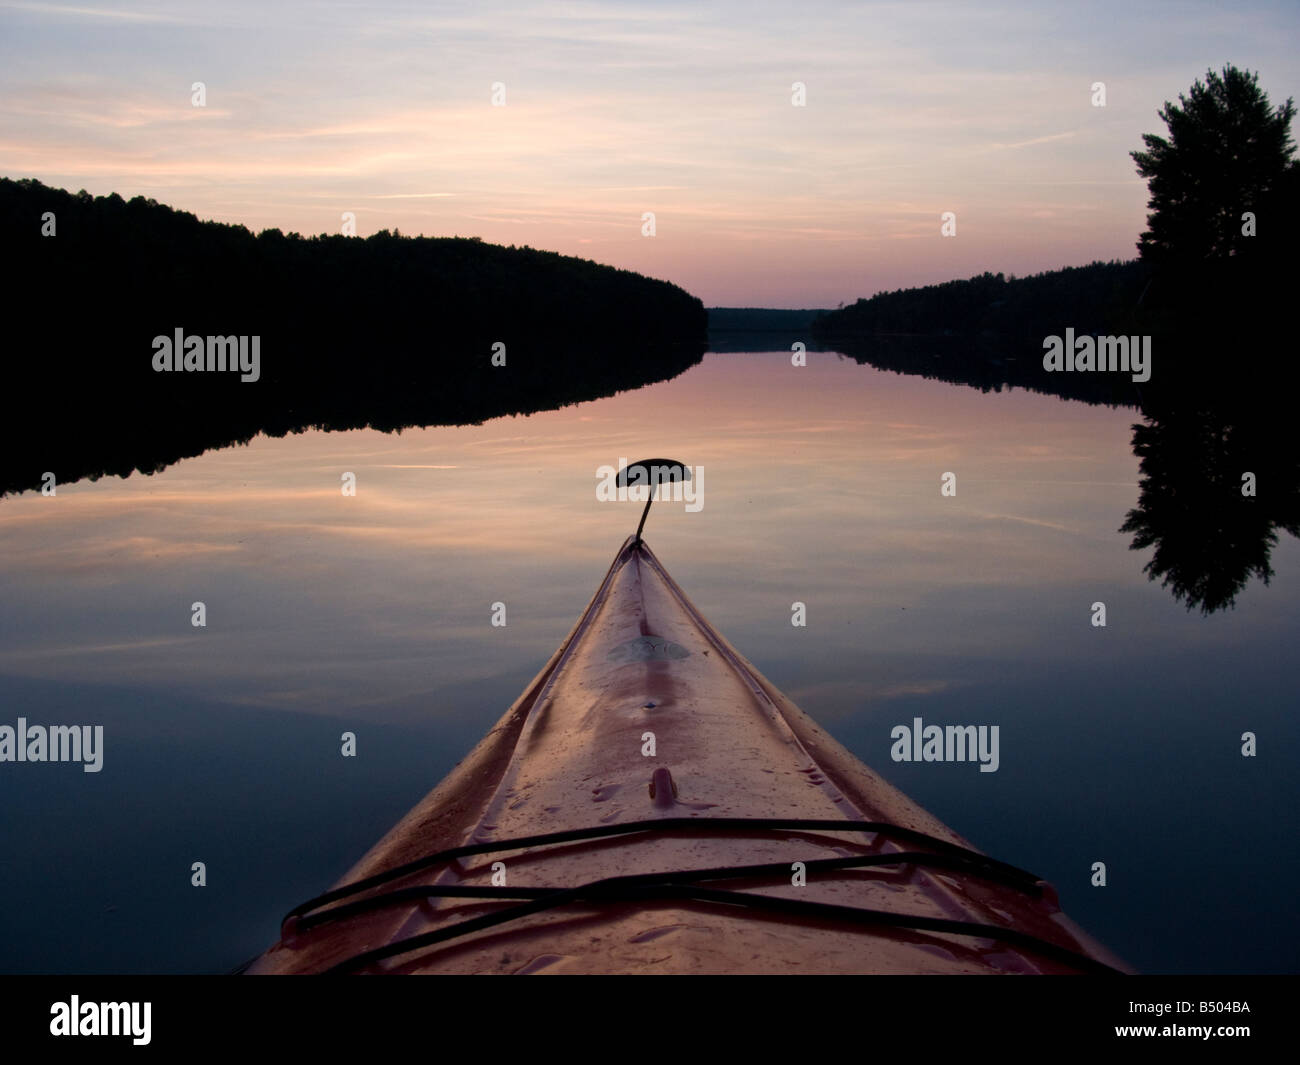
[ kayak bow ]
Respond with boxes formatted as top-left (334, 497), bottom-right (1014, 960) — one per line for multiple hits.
top-left (248, 535), bottom-right (1128, 975)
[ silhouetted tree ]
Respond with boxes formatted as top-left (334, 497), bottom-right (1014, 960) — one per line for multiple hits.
top-left (1131, 65), bottom-right (1297, 263)
top-left (0, 177), bottom-right (706, 496)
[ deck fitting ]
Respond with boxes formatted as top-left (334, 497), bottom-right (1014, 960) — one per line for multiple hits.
top-left (648, 767), bottom-right (678, 807)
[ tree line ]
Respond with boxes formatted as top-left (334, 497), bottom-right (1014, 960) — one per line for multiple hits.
top-left (1, 178), bottom-right (707, 496)
top-left (812, 65), bottom-right (1300, 612)
top-left (813, 65), bottom-right (1298, 404)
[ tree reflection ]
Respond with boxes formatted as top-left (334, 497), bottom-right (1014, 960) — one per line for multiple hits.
top-left (824, 334), bottom-right (1298, 614)
top-left (1121, 400), bottom-right (1300, 613)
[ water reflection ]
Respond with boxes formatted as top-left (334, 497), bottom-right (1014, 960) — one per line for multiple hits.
top-left (825, 336), bottom-right (1299, 613)
top-left (820, 333), bottom-right (1140, 408)
top-left (1, 350), bottom-right (1296, 975)
top-left (0, 340), bottom-right (704, 499)
top-left (1121, 401), bottom-right (1300, 614)
top-left (0, 351), bottom-right (1147, 713)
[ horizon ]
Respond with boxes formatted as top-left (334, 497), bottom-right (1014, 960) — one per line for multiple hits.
top-left (2, 1), bottom-right (1297, 307)
top-left (2, 0), bottom-right (1298, 997)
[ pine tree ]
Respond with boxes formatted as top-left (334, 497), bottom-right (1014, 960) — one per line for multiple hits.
top-left (1131, 65), bottom-right (1296, 262)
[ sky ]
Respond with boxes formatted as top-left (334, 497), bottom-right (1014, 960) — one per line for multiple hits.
top-left (1, 0), bottom-right (1297, 306)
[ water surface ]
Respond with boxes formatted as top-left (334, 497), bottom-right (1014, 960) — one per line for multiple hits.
top-left (1, 350), bottom-right (1296, 973)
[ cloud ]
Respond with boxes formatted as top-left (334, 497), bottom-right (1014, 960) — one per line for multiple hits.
top-left (3, 0), bottom-right (1297, 303)
top-left (0, 1), bottom-right (194, 23)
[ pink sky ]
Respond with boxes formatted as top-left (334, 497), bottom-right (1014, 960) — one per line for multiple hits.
top-left (2, 0), bottom-right (1297, 305)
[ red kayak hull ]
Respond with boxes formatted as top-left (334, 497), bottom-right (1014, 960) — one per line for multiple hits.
top-left (248, 537), bottom-right (1128, 974)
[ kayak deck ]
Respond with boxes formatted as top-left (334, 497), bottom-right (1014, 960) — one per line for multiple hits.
top-left (248, 537), bottom-right (1127, 974)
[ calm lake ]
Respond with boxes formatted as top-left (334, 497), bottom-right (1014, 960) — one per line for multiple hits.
top-left (1, 349), bottom-right (1296, 973)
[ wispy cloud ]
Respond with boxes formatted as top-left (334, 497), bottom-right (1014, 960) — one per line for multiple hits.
top-left (2, 1), bottom-right (1297, 303)
top-left (0, 1), bottom-right (193, 23)
top-left (985, 130), bottom-right (1080, 151)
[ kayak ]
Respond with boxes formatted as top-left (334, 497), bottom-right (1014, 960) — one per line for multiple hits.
top-left (247, 533), bottom-right (1129, 975)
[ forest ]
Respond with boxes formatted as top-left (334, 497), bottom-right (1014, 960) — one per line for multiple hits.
top-left (813, 66), bottom-right (1299, 410)
top-left (1, 177), bottom-right (707, 496)
top-left (812, 261), bottom-right (1152, 342)
top-left (811, 65), bottom-right (1300, 612)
